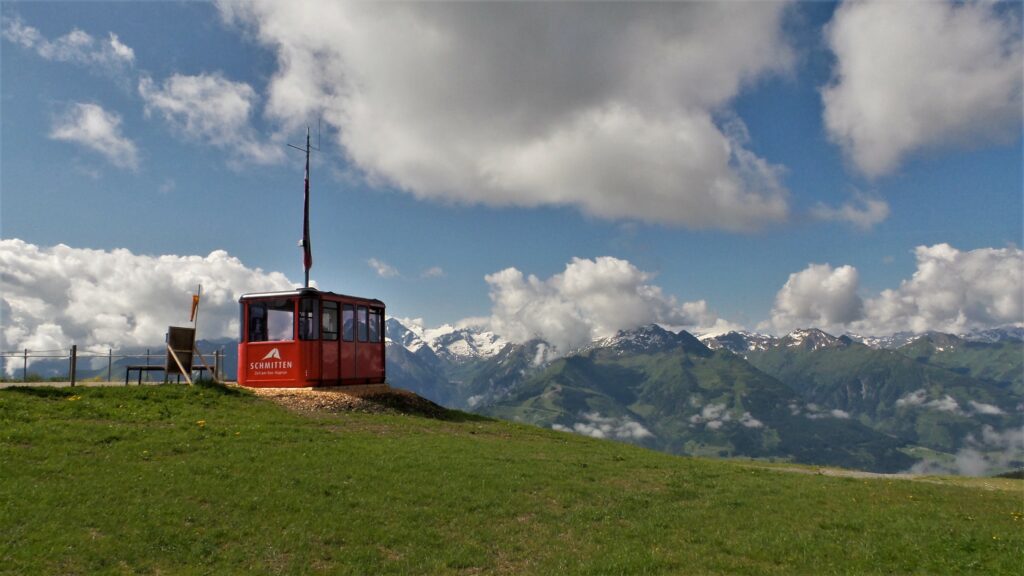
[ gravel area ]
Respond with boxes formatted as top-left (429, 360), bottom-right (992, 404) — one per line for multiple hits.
top-left (245, 385), bottom-right (453, 418)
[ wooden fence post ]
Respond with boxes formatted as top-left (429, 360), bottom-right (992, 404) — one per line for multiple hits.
top-left (69, 345), bottom-right (77, 386)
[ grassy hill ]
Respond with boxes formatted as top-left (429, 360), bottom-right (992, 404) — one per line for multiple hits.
top-left (1, 384), bottom-right (1021, 574)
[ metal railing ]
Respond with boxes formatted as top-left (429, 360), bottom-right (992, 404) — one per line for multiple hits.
top-left (0, 346), bottom-right (227, 385)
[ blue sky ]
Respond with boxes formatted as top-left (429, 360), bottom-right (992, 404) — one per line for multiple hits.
top-left (1, 1), bottom-right (1021, 353)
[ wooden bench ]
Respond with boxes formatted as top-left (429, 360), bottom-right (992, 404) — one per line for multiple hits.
top-left (124, 364), bottom-right (216, 385)
top-left (125, 365), bottom-right (165, 385)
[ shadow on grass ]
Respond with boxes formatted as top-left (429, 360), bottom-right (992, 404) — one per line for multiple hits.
top-left (1, 386), bottom-right (77, 399)
top-left (361, 392), bottom-right (493, 423)
top-left (193, 379), bottom-right (250, 397)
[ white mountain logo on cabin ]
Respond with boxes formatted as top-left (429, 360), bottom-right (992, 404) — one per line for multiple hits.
top-left (261, 348), bottom-right (283, 361)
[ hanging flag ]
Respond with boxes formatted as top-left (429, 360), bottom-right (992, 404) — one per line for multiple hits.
top-left (290, 125), bottom-right (315, 288)
top-left (302, 128), bottom-right (313, 277)
top-left (190, 292), bottom-right (200, 322)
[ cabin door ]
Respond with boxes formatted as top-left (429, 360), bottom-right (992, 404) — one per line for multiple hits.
top-left (321, 301), bottom-right (340, 382)
top-left (356, 307), bottom-right (383, 381)
top-left (339, 304), bottom-right (356, 380)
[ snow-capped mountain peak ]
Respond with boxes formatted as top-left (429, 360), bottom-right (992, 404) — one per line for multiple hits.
top-left (700, 331), bottom-right (776, 354)
top-left (780, 328), bottom-right (848, 351)
top-left (586, 324), bottom-right (708, 355)
top-left (847, 326), bottom-right (1024, 350)
top-left (962, 326), bottom-right (1024, 344)
top-left (845, 331), bottom-right (918, 350)
top-left (430, 328), bottom-right (508, 360)
top-left (385, 317), bottom-right (509, 360)
top-left (384, 317), bottom-right (429, 353)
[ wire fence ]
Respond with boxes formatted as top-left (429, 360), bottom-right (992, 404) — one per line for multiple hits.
top-left (0, 346), bottom-right (227, 385)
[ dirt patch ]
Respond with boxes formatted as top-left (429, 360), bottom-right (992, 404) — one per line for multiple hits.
top-left (243, 385), bottom-right (455, 419)
top-left (764, 466), bottom-right (921, 480)
top-left (751, 465), bottom-right (1022, 491)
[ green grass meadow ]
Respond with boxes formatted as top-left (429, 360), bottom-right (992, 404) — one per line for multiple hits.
top-left (1, 384), bottom-right (1021, 574)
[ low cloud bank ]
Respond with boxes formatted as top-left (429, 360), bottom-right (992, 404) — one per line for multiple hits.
top-left (5, 239), bottom-right (1021, 377)
top-left (553, 412), bottom-right (654, 441)
top-left (895, 390), bottom-right (1007, 418)
top-left (0, 239), bottom-right (294, 373)
top-left (689, 402), bottom-right (763, 430)
top-left (909, 425), bottom-right (1024, 477)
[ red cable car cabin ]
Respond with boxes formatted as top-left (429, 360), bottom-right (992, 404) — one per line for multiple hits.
top-left (237, 288), bottom-right (385, 387)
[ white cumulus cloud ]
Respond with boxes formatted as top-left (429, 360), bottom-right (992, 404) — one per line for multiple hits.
top-left (822, 0), bottom-right (1023, 177)
top-left (767, 263), bottom-right (863, 334)
top-left (139, 73), bottom-right (283, 165)
top-left (766, 244), bottom-right (1023, 336)
top-left (420, 266), bottom-right (445, 279)
top-left (484, 256), bottom-right (726, 352)
top-left (218, 0), bottom-right (793, 229)
top-left (857, 244), bottom-right (1024, 335)
top-left (811, 193), bottom-right (890, 230)
top-left (0, 239), bottom-right (295, 373)
top-left (367, 258), bottom-right (399, 279)
top-left (49, 103), bottom-right (139, 170)
top-left (3, 16), bottom-right (134, 73)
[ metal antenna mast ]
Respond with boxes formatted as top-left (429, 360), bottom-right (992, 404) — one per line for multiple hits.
top-left (289, 121), bottom-right (321, 289)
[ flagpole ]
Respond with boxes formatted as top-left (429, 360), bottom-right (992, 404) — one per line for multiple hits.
top-left (303, 126), bottom-right (312, 289)
top-left (290, 123), bottom-right (318, 289)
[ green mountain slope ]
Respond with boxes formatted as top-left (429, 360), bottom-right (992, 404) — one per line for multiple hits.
top-left (385, 342), bottom-right (459, 406)
top-left (442, 339), bottom-right (551, 409)
top-left (1, 384), bottom-right (1020, 575)
top-left (897, 333), bottom-right (1024, 395)
top-left (484, 326), bottom-right (915, 472)
top-left (743, 331), bottom-right (1019, 455)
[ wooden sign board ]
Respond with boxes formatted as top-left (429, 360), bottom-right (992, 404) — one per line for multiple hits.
top-left (166, 327), bottom-right (195, 375)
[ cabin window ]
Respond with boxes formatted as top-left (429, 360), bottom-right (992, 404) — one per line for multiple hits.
top-left (239, 304), bottom-right (247, 342)
top-left (249, 299), bottom-right (294, 342)
top-left (299, 297), bottom-right (319, 340)
top-left (322, 301), bottom-right (338, 341)
top-left (247, 303), bottom-right (266, 342)
top-left (368, 308), bottom-right (381, 343)
top-left (357, 306), bottom-right (369, 342)
top-left (267, 299), bottom-right (295, 341)
top-left (342, 304), bottom-right (355, 342)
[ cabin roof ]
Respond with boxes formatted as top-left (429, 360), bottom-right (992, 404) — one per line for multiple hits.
top-left (239, 287), bottom-right (385, 306)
